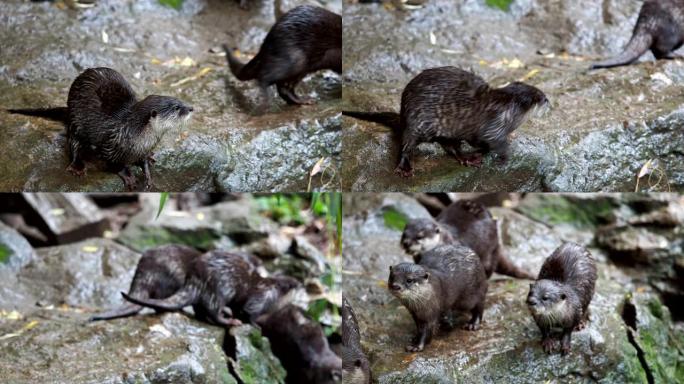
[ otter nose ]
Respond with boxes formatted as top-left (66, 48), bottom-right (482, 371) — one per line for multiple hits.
top-left (390, 283), bottom-right (401, 292)
top-left (188, 107), bottom-right (194, 112)
top-left (527, 297), bottom-right (538, 306)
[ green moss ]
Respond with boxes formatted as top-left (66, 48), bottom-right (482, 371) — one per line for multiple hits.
top-left (383, 208), bottom-right (408, 231)
top-left (648, 299), bottom-right (664, 320)
top-left (485, 0), bottom-right (513, 11)
top-left (118, 226), bottom-right (219, 252)
top-left (0, 243), bottom-right (12, 264)
top-left (517, 195), bottom-right (616, 227)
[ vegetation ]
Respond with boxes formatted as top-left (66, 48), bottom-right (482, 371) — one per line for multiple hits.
top-left (486, 0), bottom-right (514, 11)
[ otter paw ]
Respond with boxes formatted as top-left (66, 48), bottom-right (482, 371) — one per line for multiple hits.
top-left (458, 154), bottom-right (483, 167)
top-left (66, 165), bottom-right (86, 177)
top-left (227, 318), bottom-right (243, 326)
top-left (394, 167), bottom-right (414, 178)
top-left (541, 338), bottom-right (559, 354)
top-left (463, 322), bottom-right (480, 331)
top-left (405, 344), bottom-right (423, 352)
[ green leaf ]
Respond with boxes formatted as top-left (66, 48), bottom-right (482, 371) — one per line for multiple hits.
top-left (383, 208), bottom-right (408, 231)
top-left (486, 0), bottom-right (513, 11)
top-left (156, 192), bottom-right (169, 219)
top-left (159, 0), bottom-right (184, 10)
top-left (0, 243), bottom-right (12, 264)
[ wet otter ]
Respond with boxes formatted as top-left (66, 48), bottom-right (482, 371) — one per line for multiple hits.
top-left (401, 199), bottom-right (535, 279)
top-left (8, 67), bottom-right (193, 191)
top-left (590, 0), bottom-right (684, 69)
top-left (257, 304), bottom-right (342, 384)
top-left (223, 5), bottom-right (342, 112)
top-left (343, 67), bottom-right (549, 177)
top-left (388, 244), bottom-right (488, 352)
top-left (342, 297), bottom-right (371, 384)
top-left (527, 243), bottom-right (597, 355)
top-left (121, 250), bottom-right (299, 326)
top-left (90, 244), bottom-right (200, 321)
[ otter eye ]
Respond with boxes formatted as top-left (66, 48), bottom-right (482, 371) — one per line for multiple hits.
top-left (542, 295), bottom-right (549, 301)
top-left (406, 278), bottom-right (413, 284)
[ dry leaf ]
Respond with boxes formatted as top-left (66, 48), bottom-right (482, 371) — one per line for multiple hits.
top-left (519, 68), bottom-right (540, 82)
top-left (23, 320), bottom-right (39, 331)
top-left (310, 157), bottom-right (326, 177)
top-left (429, 31), bottom-right (437, 45)
top-left (508, 58), bottom-right (524, 69)
top-left (101, 30), bottom-right (109, 44)
top-left (81, 245), bottom-right (99, 253)
top-left (637, 159), bottom-right (654, 179)
top-left (170, 67), bottom-right (213, 87)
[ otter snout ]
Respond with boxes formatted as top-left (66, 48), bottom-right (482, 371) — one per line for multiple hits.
top-left (527, 297), bottom-right (539, 307)
top-left (390, 283), bottom-right (402, 292)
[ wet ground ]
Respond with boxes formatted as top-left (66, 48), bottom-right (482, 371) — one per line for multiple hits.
top-left (0, 0), bottom-right (341, 192)
top-left (343, 193), bottom-right (684, 383)
top-left (342, 0), bottom-right (684, 192)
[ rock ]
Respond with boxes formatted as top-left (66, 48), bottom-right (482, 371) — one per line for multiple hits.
top-left (292, 235), bottom-right (328, 275)
top-left (343, 0), bottom-right (684, 191)
top-left (0, 311), bottom-right (234, 384)
top-left (224, 325), bottom-right (287, 384)
top-left (0, 221), bottom-right (34, 269)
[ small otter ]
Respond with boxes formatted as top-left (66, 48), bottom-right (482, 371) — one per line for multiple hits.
top-left (257, 304), bottom-right (342, 384)
top-left (388, 244), bottom-right (488, 352)
top-left (527, 243), bottom-right (597, 355)
top-left (342, 297), bottom-right (371, 384)
top-left (240, 274), bottom-right (302, 323)
top-left (90, 244), bottom-right (200, 321)
top-left (401, 199), bottom-right (534, 279)
top-left (590, 0), bottom-right (684, 69)
top-left (223, 5), bottom-right (342, 112)
top-left (8, 67), bottom-right (193, 191)
top-left (343, 67), bottom-right (549, 177)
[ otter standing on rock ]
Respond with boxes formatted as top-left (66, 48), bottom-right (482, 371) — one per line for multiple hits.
top-left (343, 67), bottom-right (549, 177)
top-left (8, 67), bottom-right (193, 191)
top-left (591, 0), bottom-right (684, 69)
top-left (527, 243), bottom-right (597, 355)
top-left (388, 244), bottom-right (488, 352)
top-left (342, 297), bottom-right (371, 384)
top-left (257, 304), bottom-right (343, 384)
top-left (223, 5), bottom-right (342, 112)
top-left (401, 199), bottom-right (534, 279)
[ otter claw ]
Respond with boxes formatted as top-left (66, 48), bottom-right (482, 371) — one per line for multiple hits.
top-left (66, 165), bottom-right (86, 177)
top-left (541, 338), bottom-right (558, 354)
top-left (405, 344), bottom-right (423, 352)
top-left (394, 167), bottom-right (414, 178)
top-left (463, 323), bottom-right (479, 331)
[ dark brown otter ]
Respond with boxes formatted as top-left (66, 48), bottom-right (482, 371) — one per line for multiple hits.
top-left (223, 5), bottom-right (341, 112)
top-left (388, 244), bottom-right (488, 352)
top-left (90, 244), bottom-right (200, 321)
top-left (527, 243), bottom-right (597, 355)
top-left (8, 67), bottom-right (193, 191)
top-left (591, 0), bottom-right (684, 69)
top-left (121, 250), bottom-right (299, 327)
top-left (342, 296), bottom-right (371, 384)
top-left (257, 304), bottom-right (342, 384)
top-left (401, 199), bottom-right (534, 279)
top-left (343, 67), bottom-right (549, 177)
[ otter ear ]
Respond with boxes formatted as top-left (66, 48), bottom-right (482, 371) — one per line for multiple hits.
top-left (424, 272), bottom-right (429, 280)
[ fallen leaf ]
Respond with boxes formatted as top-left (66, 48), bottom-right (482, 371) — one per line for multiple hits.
top-left (377, 280), bottom-right (388, 288)
top-left (23, 320), bottom-right (39, 331)
top-left (637, 159), bottom-right (654, 179)
top-left (429, 31), bottom-right (437, 45)
top-left (170, 67), bottom-right (213, 87)
top-left (81, 245), bottom-right (99, 253)
top-left (310, 157), bottom-right (326, 177)
top-left (101, 30), bottom-right (109, 44)
top-left (49, 208), bottom-right (65, 216)
top-left (508, 58), bottom-right (524, 69)
top-left (519, 68), bottom-right (540, 82)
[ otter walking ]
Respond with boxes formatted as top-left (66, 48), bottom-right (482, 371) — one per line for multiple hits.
top-left (8, 67), bottom-right (193, 191)
top-left (343, 67), bottom-right (549, 177)
top-left (342, 297), bottom-right (371, 384)
top-left (401, 199), bottom-right (534, 279)
top-left (591, 0), bottom-right (684, 69)
top-left (223, 5), bottom-right (342, 112)
top-left (527, 243), bottom-right (597, 355)
top-left (388, 244), bottom-right (488, 352)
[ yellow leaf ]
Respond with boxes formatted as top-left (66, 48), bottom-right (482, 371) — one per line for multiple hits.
top-left (377, 280), bottom-right (388, 288)
top-left (508, 58), bottom-right (524, 69)
top-left (637, 159), bottom-right (654, 179)
top-left (23, 320), bottom-right (39, 331)
top-left (519, 68), bottom-right (540, 82)
top-left (179, 57), bottom-right (196, 67)
top-left (150, 58), bottom-right (161, 65)
top-left (81, 245), bottom-right (99, 253)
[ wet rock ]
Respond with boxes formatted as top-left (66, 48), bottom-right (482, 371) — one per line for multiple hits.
top-left (0, 311), bottom-right (234, 384)
top-left (0, 221), bottom-right (34, 269)
top-left (342, 194), bottom-right (673, 382)
top-left (0, 0), bottom-right (341, 192)
top-left (224, 324), bottom-right (287, 384)
top-left (343, 0), bottom-right (684, 191)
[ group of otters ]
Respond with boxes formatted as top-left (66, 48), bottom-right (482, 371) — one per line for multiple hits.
top-left (342, 199), bottom-right (599, 384)
top-left (8, 0), bottom-right (684, 188)
top-left (90, 244), bottom-right (343, 384)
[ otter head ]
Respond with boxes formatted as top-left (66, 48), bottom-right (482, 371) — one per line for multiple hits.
top-left (136, 95), bottom-right (194, 134)
top-left (526, 280), bottom-right (570, 325)
top-left (500, 82), bottom-right (550, 118)
top-left (401, 219), bottom-right (442, 257)
top-left (388, 263), bottom-right (431, 301)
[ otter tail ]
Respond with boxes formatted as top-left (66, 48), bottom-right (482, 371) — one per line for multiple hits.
top-left (342, 111), bottom-right (401, 133)
top-left (222, 44), bottom-right (260, 81)
top-left (89, 303), bottom-right (144, 321)
top-left (121, 287), bottom-right (195, 311)
top-left (7, 107), bottom-right (68, 123)
top-left (589, 32), bottom-right (652, 69)
top-left (494, 245), bottom-right (535, 279)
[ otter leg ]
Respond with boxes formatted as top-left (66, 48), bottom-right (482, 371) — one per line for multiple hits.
top-left (395, 136), bottom-right (416, 178)
top-left (490, 139), bottom-right (510, 165)
top-left (138, 158), bottom-right (154, 191)
top-left (463, 301), bottom-right (484, 331)
top-left (407, 319), bottom-right (432, 352)
top-left (540, 327), bottom-right (557, 354)
top-left (66, 138), bottom-right (86, 177)
top-left (560, 329), bottom-right (572, 355)
top-left (439, 140), bottom-right (483, 167)
top-left (276, 74), bottom-right (312, 105)
top-left (117, 166), bottom-right (137, 191)
top-left (575, 308), bottom-right (590, 331)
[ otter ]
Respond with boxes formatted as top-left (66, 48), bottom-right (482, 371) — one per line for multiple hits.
top-left (121, 250), bottom-right (299, 327)
top-left (388, 244), bottom-right (488, 352)
top-left (590, 0), bottom-right (684, 69)
top-left (257, 304), bottom-right (342, 384)
top-left (401, 199), bottom-right (534, 279)
top-left (527, 243), bottom-right (597, 355)
top-left (8, 67), bottom-right (193, 191)
top-left (343, 67), bottom-right (549, 177)
top-left (342, 297), bottom-right (371, 384)
top-left (223, 5), bottom-right (342, 112)
top-left (90, 244), bottom-right (200, 321)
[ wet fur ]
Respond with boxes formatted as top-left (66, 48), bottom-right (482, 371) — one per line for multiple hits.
top-left (343, 67), bottom-right (549, 177)
top-left (223, 5), bottom-right (341, 110)
top-left (388, 244), bottom-right (488, 352)
top-left (402, 199), bottom-right (534, 279)
top-left (591, 0), bottom-right (684, 69)
top-left (342, 297), bottom-right (371, 384)
top-left (527, 243), bottom-right (597, 355)
top-left (257, 304), bottom-right (342, 384)
top-left (8, 67), bottom-right (192, 190)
